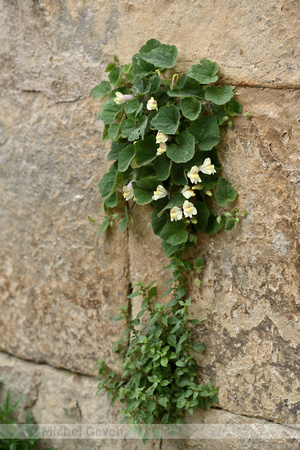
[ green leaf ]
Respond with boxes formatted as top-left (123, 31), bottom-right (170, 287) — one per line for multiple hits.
top-left (119, 206), bottom-right (130, 232)
top-left (194, 258), bottom-right (204, 269)
top-left (151, 209), bottom-right (168, 236)
top-left (166, 131), bottom-right (195, 163)
top-left (151, 105), bottom-right (180, 134)
top-left (91, 81), bottom-right (111, 99)
top-left (124, 99), bottom-right (142, 115)
top-left (149, 75), bottom-right (161, 93)
top-left (132, 183), bottom-right (154, 205)
top-left (212, 104), bottom-right (228, 125)
top-left (162, 241), bottom-right (180, 258)
top-left (204, 86), bottom-right (234, 105)
top-left (205, 212), bottom-right (226, 235)
top-left (98, 99), bottom-right (122, 124)
top-left (140, 41), bottom-right (178, 69)
top-left (109, 66), bottom-right (122, 85)
top-left (180, 97), bottom-right (202, 121)
top-left (121, 116), bottom-right (147, 141)
top-left (132, 77), bottom-right (151, 95)
top-left (160, 221), bottom-right (189, 246)
top-left (135, 135), bottom-right (158, 166)
top-left (189, 319), bottom-right (201, 324)
top-left (167, 75), bottom-right (204, 98)
top-left (98, 167), bottom-right (123, 201)
top-left (225, 217), bottom-right (237, 231)
top-left (132, 52), bottom-right (156, 77)
top-left (139, 38), bottom-right (161, 55)
top-left (187, 59), bottom-right (219, 84)
top-left (189, 116), bottom-right (219, 150)
top-left (171, 163), bottom-right (187, 185)
top-left (158, 397), bottom-right (168, 408)
top-left (98, 219), bottom-right (109, 235)
top-left (192, 342), bottom-right (206, 352)
top-left (118, 145), bottom-right (135, 172)
top-left (175, 359), bottom-right (187, 367)
top-left (167, 334), bottom-right (177, 347)
top-left (98, 164), bottom-right (119, 198)
top-left (176, 397), bottom-right (186, 409)
top-left (227, 98), bottom-right (242, 116)
top-left (193, 202), bottom-right (210, 231)
top-left (104, 191), bottom-right (120, 208)
top-left (153, 153), bottom-right (172, 180)
top-left (160, 357), bottom-right (168, 367)
top-left (108, 122), bottom-right (121, 141)
top-left (107, 142), bottom-right (119, 161)
top-left (214, 177), bottom-right (237, 206)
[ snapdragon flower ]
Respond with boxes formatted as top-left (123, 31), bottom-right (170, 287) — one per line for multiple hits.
top-left (147, 97), bottom-right (158, 111)
top-left (198, 158), bottom-right (216, 175)
top-left (123, 182), bottom-right (134, 201)
top-left (156, 131), bottom-right (168, 144)
top-left (181, 186), bottom-right (195, 199)
top-left (170, 206), bottom-right (183, 221)
top-left (187, 166), bottom-right (202, 184)
top-left (183, 200), bottom-right (197, 218)
top-left (156, 143), bottom-right (167, 156)
top-left (152, 185), bottom-right (168, 201)
top-left (114, 92), bottom-right (134, 105)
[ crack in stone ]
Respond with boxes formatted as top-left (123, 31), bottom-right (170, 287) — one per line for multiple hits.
top-left (125, 227), bottom-right (132, 351)
top-left (76, 399), bottom-right (83, 420)
top-left (211, 406), bottom-right (299, 431)
top-left (0, 350), bottom-right (97, 380)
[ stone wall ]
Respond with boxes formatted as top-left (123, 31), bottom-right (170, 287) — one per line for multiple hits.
top-left (0, 0), bottom-right (299, 448)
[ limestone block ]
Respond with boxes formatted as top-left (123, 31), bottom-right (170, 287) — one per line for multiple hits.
top-left (126, 88), bottom-right (300, 426)
top-left (0, 92), bottom-right (129, 375)
top-left (0, 353), bottom-right (298, 450)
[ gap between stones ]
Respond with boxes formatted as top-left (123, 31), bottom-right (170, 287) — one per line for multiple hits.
top-left (0, 351), bottom-right (298, 431)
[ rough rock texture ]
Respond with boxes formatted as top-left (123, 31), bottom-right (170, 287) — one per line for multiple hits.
top-left (1, 352), bottom-right (299, 450)
top-left (0, 0), bottom-right (299, 448)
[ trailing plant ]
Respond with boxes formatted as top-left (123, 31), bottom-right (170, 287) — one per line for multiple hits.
top-left (95, 258), bottom-right (219, 436)
top-left (92, 39), bottom-right (249, 439)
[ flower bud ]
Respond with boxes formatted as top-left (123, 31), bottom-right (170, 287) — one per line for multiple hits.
top-left (171, 74), bottom-right (179, 90)
top-left (205, 190), bottom-right (213, 196)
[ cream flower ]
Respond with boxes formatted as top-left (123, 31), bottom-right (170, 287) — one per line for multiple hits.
top-left (198, 158), bottom-right (216, 175)
top-left (152, 185), bottom-right (168, 201)
top-left (147, 97), bottom-right (158, 111)
top-left (187, 166), bottom-right (202, 184)
top-left (114, 92), bottom-right (134, 105)
top-left (181, 186), bottom-right (196, 199)
top-left (170, 206), bottom-right (183, 222)
top-left (156, 143), bottom-right (167, 156)
top-left (183, 200), bottom-right (197, 218)
top-left (123, 183), bottom-right (134, 201)
top-left (156, 131), bottom-right (168, 144)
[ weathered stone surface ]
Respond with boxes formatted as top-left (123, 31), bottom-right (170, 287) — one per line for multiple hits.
top-left (1, 353), bottom-right (298, 450)
top-left (186, 88), bottom-right (300, 426)
top-left (127, 88), bottom-right (299, 425)
top-left (0, 0), bottom-right (299, 446)
top-left (0, 91), bottom-right (129, 375)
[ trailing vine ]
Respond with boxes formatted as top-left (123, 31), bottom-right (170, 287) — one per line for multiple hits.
top-left (91, 39), bottom-right (249, 441)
